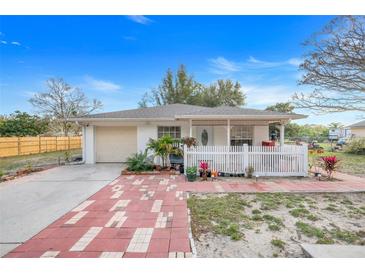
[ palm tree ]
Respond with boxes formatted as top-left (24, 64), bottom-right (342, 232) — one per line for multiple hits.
top-left (146, 135), bottom-right (181, 168)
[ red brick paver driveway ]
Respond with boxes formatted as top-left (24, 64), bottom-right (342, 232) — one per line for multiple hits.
top-left (4, 174), bottom-right (365, 258)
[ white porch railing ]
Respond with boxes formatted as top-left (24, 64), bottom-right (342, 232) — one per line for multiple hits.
top-left (184, 144), bottom-right (308, 177)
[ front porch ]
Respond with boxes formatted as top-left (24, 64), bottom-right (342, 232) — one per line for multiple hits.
top-left (186, 119), bottom-right (286, 146)
top-left (183, 144), bottom-right (308, 177)
top-left (182, 119), bottom-right (304, 177)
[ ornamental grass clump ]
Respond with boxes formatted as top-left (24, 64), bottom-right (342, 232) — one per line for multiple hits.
top-left (321, 155), bottom-right (340, 179)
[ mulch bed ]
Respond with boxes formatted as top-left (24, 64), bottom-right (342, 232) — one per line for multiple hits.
top-left (121, 169), bottom-right (180, 176)
top-left (0, 164), bottom-right (58, 182)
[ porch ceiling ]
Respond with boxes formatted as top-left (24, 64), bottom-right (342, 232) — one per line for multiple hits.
top-left (190, 120), bottom-right (277, 126)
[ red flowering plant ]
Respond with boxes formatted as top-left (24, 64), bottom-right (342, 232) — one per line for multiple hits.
top-left (199, 161), bottom-right (209, 181)
top-left (321, 156), bottom-right (340, 179)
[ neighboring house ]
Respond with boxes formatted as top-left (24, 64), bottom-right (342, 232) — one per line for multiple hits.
top-left (348, 120), bottom-right (365, 138)
top-left (71, 104), bottom-right (306, 164)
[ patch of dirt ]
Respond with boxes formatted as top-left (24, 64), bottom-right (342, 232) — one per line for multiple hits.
top-left (189, 193), bottom-right (365, 258)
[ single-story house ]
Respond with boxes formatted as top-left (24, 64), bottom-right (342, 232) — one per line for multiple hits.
top-left (348, 120), bottom-right (365, 138)
top-left (71, 104), bottom-right (306, 164)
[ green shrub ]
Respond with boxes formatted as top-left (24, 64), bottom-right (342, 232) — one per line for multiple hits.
top-left (268, 224), bottom-right (281, 231)
top-left (295, 221), bottom-right (325, 238)
top-left (330, 229), bottom-right (360, 244)
top-left (345, 138), bottom-right (365, 155)
top-left (186, 166), bottom-right (197, 182)
top-left (126, 152), bottom-right (153, 172)
top-left (64, 150), bottom-right (71, 162)
top-left (271, 239), bottom-right (285, 249)
top-left (290, 208), bottom-right (310, 218)
top-left (186, 166), bottom-right (197, 175)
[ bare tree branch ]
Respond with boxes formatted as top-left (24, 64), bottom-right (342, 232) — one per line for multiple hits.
top-left (29, 78), bottom-right (102, 136)
top-left (293, 16), bottom-right (365, 113)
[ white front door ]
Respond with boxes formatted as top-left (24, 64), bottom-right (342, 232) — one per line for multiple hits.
top-left (196, 126), bottom-right (214, 146)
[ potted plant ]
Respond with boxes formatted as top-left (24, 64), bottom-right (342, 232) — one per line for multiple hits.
top-left (309, 147), bottom-right (324, 176)
top-left (245, 165), bottom-right (254, 178)
top-left (181, 136), bottom-right (198, 148)
top-left (199, 161), bottom-right (209, 181)
top-left (186, 166), bottom-right (197, 182)
top-left (320, 155), bottom-right (340, 180)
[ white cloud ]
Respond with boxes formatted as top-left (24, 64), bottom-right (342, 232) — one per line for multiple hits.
top-left (84, 76), bottom-right (121, 92)
top-left (1, 40), bottom-right (7, 44)
top-left (208, 57), bottom-right (241, 74)
top-left (10, 41), bottom-right (21, 46)
top-left (243, 84), bottom-right (295, 107)
top-left (287, 58), bottom-right (302, 66)
top-left (126, 15), bottom-right (153, 25)
top-left (24, 91), bottom-right (36, 98)
top-left (208, 55), bottom-right (302, 75)
top-left (246, 56), bottom-right (302, 68)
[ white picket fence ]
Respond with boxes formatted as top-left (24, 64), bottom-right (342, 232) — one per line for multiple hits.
top-left (184, 144), bottom-right (308, 177)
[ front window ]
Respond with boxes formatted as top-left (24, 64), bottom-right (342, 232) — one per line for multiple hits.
top-left (230, 125), bottom-right (253, 146)
top-left (157, 126), bottom-right (181, 139)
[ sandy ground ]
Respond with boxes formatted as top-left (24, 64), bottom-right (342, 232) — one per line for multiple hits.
top-left (191, 193), bottom-right (365, 258)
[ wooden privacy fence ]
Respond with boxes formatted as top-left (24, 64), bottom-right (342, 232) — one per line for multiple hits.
top-left (184, 144), bottom-right (308, 177)
top-left (0, 136), bottom-right (82, 158)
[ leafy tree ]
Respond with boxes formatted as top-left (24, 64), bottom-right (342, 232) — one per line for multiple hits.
top-left (284, 123), bottom-right (302, 139)
top-left (266, 102), bottom-right (295, 139)
top-left (290, 124), bottom-right (329, 142)
top-left (139, 65), bottom-right (246, 107)
top-left (265, 102), bottom-right (294, 113)
top-left (198, 80), bottom-right (245, 107)
top-left (147, 65), bottom-right (203, 106)
top-left (29, 78), bottom-right (102, 136)
top-left (0, 111), bottom-right (49, 137)
top-left (293, 16), bottom-right (365, 113)
top-left (328, 122), bottom-right (343, 129)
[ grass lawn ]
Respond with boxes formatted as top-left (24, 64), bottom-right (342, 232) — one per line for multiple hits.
top-left (188, 193), bottom-right (365, 257)
top-left (0, 149), bottom-right (82, 175)
top-left (309, 143), bottom-right (365, 177)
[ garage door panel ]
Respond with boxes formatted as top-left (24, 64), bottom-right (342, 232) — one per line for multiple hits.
top-left (96, 126), bottom-right (137, 162)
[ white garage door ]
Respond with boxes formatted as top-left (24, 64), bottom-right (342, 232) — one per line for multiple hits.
top-left (95, 126), bottom-right (137, 162)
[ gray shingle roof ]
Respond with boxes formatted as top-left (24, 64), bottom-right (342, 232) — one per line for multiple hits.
top-left (349, 120), bottom-right (365, 128)
top-left (175, 105), bottom-right (300, 117)
top-left (81, 104), bottom-right (209, 119)
top-left (76, 103), bottom-right (306, 120)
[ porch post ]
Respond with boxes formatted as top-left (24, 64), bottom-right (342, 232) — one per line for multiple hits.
top-left (227, 119), bottom-right (231, 146)
top-left (189, 119), bottom-right (192, 137)
top-left (280, 123), bottom-right (285, 146)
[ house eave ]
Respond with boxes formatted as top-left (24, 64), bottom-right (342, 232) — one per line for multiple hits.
top-left (175, 114), bottom-right (307, 120)
top-left (68, 117), bottom-right (176, 122)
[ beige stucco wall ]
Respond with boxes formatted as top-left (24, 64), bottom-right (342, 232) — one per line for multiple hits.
top-left (213, 126), bottom-right (227, 145)
top-left (83, 121), bottom-right (271, 163)
top-left (351, 127), bottom-right (365, 138)
top-left (253, 125), bottom-right (269, 146)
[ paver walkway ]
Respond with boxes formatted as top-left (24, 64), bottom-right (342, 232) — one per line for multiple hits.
top-left (4, 174), bottom-right (365, 258)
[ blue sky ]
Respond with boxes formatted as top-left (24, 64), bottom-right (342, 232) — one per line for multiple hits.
top-left (0, 15), bottom-right (363, 125)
